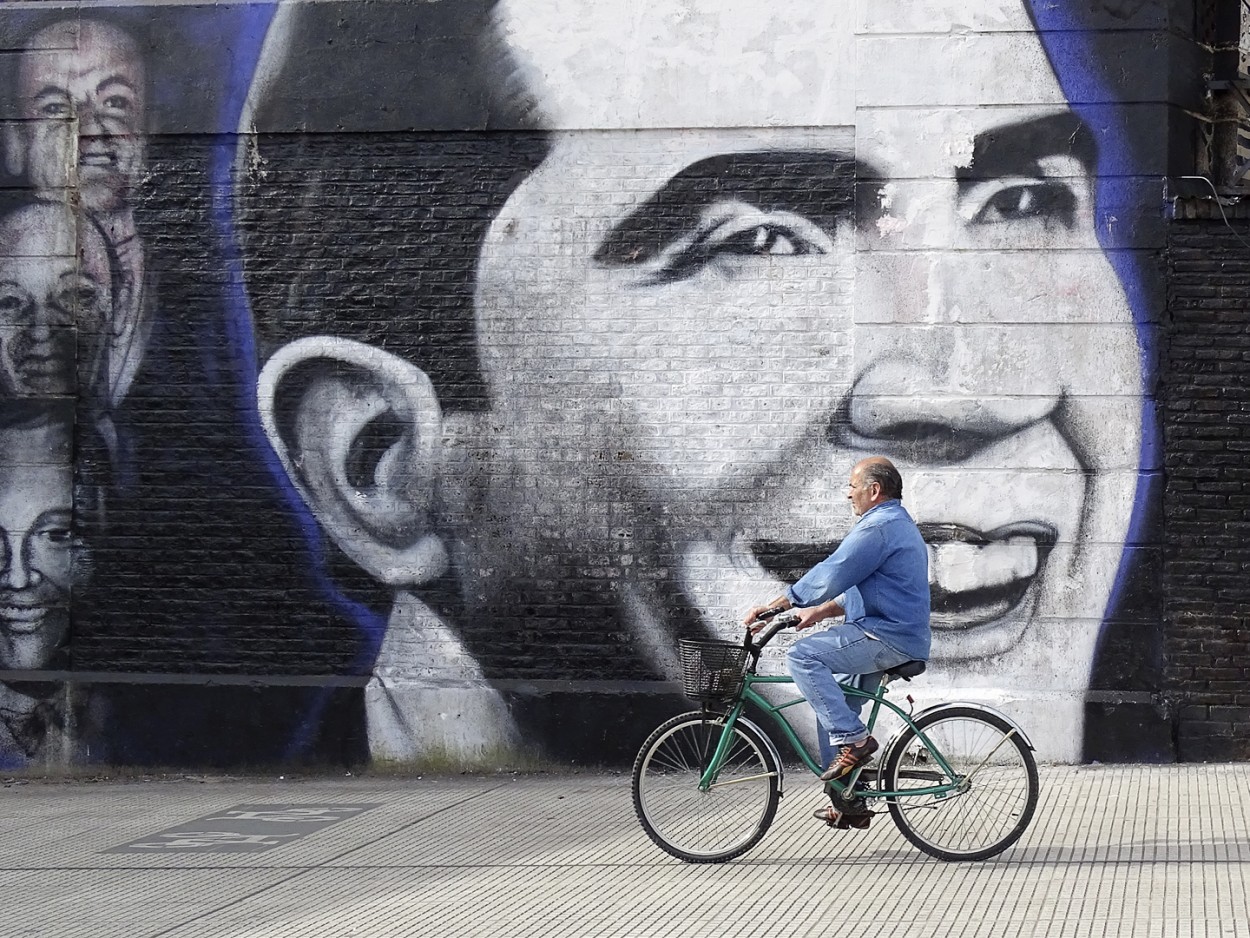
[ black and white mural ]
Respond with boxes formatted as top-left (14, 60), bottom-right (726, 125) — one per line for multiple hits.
top-left (0, 0), bottom-right (1173, 769)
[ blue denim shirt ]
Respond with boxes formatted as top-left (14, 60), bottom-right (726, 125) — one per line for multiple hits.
top-left (785, 499), bottom-right (931, 661)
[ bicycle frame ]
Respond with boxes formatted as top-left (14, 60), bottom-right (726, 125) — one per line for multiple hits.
top-left (696, 672), bottom-right (963, 800)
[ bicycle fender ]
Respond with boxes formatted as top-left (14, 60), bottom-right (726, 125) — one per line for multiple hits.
top-left (893, 701), bottom-right (1037, 752)
top-left (734, 715), bottom-right (787, 797)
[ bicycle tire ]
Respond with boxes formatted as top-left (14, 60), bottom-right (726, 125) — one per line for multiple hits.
top-left (882, 706), bottom-right (1039, 861)
top-left (632, 711), bottom-right (780, 863)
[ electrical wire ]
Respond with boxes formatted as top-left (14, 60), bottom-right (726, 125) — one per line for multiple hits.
top-left (1178, 174), bottom-right (1250, 251)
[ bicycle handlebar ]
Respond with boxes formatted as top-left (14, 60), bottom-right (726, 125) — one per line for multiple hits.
top-left (745, 607), bottom-right (800, 654)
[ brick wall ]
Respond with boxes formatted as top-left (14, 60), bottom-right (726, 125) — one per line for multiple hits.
top-left (1164, 214), bottom-right (1250, 760)
top-left (1, 0), bottom-right (1236, 771)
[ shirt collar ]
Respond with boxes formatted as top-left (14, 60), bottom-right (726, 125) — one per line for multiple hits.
top-left (860, 498), bottom-right (900, 520)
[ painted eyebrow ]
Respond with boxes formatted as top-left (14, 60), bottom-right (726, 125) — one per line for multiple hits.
top-left (31, 85), bottom-right (71, 100)
top-left (32, 508), bottom-right (74, 529)
top-left (593, 150), bottom-right (866, 267)
top-left (96, 76), bottom-right (138, 97)
top-left (57, 270), bottom-right (103, 284)
top-left (955, 112), bottom-right (1096, 183)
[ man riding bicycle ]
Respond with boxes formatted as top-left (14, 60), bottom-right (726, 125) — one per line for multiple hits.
top-left (744, 457), bottom-right (931, 824)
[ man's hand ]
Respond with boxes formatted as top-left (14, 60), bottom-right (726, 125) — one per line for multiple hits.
top-left (792, 599), bottom-right (846, 632)
top-left (743, 597), bottom-right (791, 635)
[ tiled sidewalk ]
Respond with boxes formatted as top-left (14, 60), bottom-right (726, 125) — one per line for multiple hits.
top-left (3, 764), bottom-right (1248, 937)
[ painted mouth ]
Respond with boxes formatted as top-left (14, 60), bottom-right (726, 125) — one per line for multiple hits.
top-left (0, 604), bottom-right (52, 633)
top-left (13, 348), bottom-right (74, 394)
top-left (17, 352), bottom-right (70, 376)
top-left (920, 522), bottom-right (1056, 629)
top-left (78, 143), bottom-right (120, 169)
top-left (750, 520), bottom-right (1056, 631)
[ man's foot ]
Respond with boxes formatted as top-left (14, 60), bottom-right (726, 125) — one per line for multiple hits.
top-left (812, 804), bottom-right (872, 830)
top-left (819, 736), bottom-right (878, 781)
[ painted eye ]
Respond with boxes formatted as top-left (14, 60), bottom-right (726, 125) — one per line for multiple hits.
top-left (38, 100), bottom-right (72, 119)
top-left (643, 207), bottom-right (832, 285)
top-left (971, 182), bottom-right (1076, 229)
top-left (65, 286), bottom-right (100, 307)
top-left (709, 224), bottom-right (807, 257)
top-left (103, 94), bottom-right (133, 113)
top-left (0, 291), bottom-right (30, 317)
top-left (37, 527), bottom-right (74, 546)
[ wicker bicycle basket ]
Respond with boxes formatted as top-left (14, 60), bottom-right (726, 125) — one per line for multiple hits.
top-left (679, 639), bottom-right (750, 703)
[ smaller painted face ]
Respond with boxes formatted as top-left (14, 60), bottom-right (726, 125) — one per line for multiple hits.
top-left (0, 420), bottom-right (79, 670)
top-left (10, 19), bottom-right (146, 213)
top-left (0, 204), bottom-right (113, 398)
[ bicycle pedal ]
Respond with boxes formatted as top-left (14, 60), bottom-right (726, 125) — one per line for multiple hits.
top-left (815, 805), bottom-right (874, 830)
top-left (831, 813), bottom-right (872, 831)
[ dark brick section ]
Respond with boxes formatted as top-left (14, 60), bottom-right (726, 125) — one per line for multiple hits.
top-left (69, 136), bottom-right (372, 680)
top-left (1164, 218), bottom-right (1250, 761)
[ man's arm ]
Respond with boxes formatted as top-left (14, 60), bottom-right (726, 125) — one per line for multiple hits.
top-left (743, 596), bottom-right (845, 633)
top-left (786, 524), bottom-right (887, 609)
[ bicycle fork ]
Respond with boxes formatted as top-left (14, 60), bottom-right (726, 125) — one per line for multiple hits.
top-left (696, 707), bottom-right (780, 792)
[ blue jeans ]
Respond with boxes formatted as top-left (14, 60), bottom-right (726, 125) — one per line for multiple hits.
top-left (785, 623), bottom-right (913, 768)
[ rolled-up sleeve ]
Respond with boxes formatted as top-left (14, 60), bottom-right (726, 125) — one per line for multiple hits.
top-left (786, 525), bottom-right (887, 608)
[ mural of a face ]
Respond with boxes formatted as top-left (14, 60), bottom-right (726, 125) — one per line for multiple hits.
top-left (0, 418), bottom-right (77, 671)
top-left (0, 203), bottom-right (113, 399)
top-left (3, 18), bottom-right (147, 214)
top-left (473, 0), bottom-right (1143, 758)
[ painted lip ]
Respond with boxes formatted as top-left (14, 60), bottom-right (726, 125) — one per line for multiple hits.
top-left (78, 142), bottom-right (120, 169)
top-left (750, 520), bottom-right (1057, 631)
top-left (17, 352), bottom-right (70, 377)
top-left (0, 604), bottom-right (52, 633)
top-left (919, 521), bottom-right (1057, 630)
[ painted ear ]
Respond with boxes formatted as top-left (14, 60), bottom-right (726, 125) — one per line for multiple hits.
top-left (257, 337), bottom-right (448, 587)
top-left (2, 124), bottom-right (25, 177)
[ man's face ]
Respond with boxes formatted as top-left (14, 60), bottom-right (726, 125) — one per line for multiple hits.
top-left (475, 1), bottom-right (1141, 694)
top-left (0, 204), bottom-right (113, 398)
top-left (846, 467), bottom-right (877, 519)
top-left (0, 421), bottom-right (78, 670)
top-left (7, 19), bottom-right (146, 213)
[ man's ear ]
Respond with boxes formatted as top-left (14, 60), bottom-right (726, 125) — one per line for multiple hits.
top-left (2, 124), bottom-right (26, 177)
top-left (257, 336), bottom-right (448, 587)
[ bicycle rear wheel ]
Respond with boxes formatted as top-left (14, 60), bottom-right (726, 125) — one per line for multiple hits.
top-left (882, 706), bottom-right (1038, 861)
top-left (632, 711), bottom-right (779, 863)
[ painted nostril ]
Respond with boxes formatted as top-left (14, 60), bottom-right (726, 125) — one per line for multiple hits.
top-left (841, 356), bottom-right (1061, 463)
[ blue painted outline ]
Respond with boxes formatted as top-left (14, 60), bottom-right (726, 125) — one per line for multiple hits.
top-left (209, 3), bottom-right (386, 759)
top-left (1028, 2), bottom-right (1162, 665)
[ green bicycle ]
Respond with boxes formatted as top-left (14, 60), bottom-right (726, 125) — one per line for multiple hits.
top-left (631, 609), bottom-right (1039, 863)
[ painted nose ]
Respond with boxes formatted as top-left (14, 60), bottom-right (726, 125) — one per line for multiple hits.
top-left (31, 296), bottom-right (73, 331)
top-left (842, 341), bottom-right (1062, 463)
top-left (77, 100), bottom-right (106, 137)
top-left (844, 248), bottom-right (1065, 461)
top-left (0, 536), bottom-right (42, 590)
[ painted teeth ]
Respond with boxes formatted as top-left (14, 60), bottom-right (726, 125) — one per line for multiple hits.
top-left (928, 536), bottom-right (1039, 594)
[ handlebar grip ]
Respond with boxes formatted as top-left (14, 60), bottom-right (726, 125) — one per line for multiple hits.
top-left (748, 611), bottom-right (800, 650)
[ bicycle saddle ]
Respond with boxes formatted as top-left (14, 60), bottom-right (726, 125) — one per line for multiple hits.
top-left (885, 660), bottom-right (926, 681)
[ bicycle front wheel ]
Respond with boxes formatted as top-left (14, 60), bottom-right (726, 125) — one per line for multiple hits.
top-left (883, 706), bottom-right (1038, 861)
top-left (632, 711), bottom-right (780, 863)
